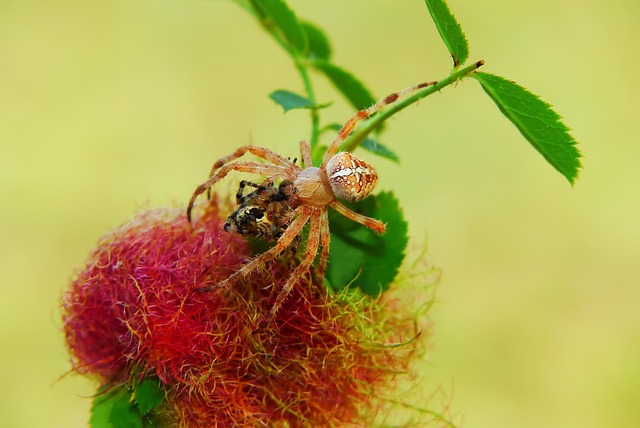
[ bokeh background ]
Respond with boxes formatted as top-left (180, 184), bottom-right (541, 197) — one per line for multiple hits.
top-left (2, 0), bottom-right (639, 426)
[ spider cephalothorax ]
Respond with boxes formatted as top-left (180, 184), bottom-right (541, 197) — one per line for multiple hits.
top-left (187, 80), bottom-right (436, 319)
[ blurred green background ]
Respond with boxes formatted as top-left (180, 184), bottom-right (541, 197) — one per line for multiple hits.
top-left (1, 0), bottom-right (639, 426)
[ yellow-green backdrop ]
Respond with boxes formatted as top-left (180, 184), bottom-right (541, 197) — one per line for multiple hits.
top-left (1, 0), bottom-right (638, 426)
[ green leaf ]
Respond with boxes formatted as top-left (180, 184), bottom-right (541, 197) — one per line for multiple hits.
top-left (361, 136), bottom-right (400, 163)
top-left (270, 90), bottom-right (314, 111)
top-left (133, 378), bottom-right (165, 415)
top-left (269, 90), bottom-right (330, 112)
top-left (90, 386), bottom-right (141, 428)
top-left (90, 389), bottom-right (120, 428)
top-left (302, 21), bottom-right (331, 60)
top-left (110, 395), bottom-right (144, 428)
top-left (327, 191), bottom-right (408, 296)
top-left (473, 72), bottom-right (582, 184)
top-left (313, 62), bottom-right (376, 111)
top-left (424, 0), bottom-right (469, 66)
top-left (251, 0), bottom-right (307, 54)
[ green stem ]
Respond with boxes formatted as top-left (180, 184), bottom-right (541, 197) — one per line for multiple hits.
top-left (294, 61), bottom-right (320, 150)
top-left (343, 60), bottom-right (485, 153)
top-left (235, 1), bottom-right (320, 155)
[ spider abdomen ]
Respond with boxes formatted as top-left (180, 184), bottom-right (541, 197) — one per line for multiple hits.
top-left (326, 152), bottom-right (378, 202)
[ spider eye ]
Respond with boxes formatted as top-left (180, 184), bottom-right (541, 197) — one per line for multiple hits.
top-left (325, 152), bottom-right (378, 202)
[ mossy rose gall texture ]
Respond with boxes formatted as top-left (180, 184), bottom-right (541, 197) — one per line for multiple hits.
top-left (62, 200), bottom-right (422, 427)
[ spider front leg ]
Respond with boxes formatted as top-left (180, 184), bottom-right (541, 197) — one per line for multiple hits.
top-left (321, 80), bottom-right (437, 167)
top-left (204, 145), bottom-right (302, 200)
top-left (210, 145), bottom-right (298, 174)
top-left (187, 161), bottom-right (291, 222)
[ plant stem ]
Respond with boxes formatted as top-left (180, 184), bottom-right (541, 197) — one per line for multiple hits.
top-left (343, 60), bottom-right (485, 153)
top-left (235, 1), bottom-right (320, 155)
top-left (294, 61), bottom-right (320, 151)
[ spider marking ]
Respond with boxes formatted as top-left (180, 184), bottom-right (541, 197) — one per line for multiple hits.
top-left (187, 80), bottom-right (437, 320)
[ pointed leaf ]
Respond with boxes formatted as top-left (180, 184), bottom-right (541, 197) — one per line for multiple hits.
top-left (313, 62), bottom-right (376, 111)
top-left (110, 396), bottom-right (144, 428)
top-left (361, 136), bottom-right (400, 163)
top-left (473, 72), bottom-right (582, 184)
top-left (90, 386), bottom-right (141, 428)
top-left (251, 0), bottom-right (307, 54)
top-left (133, 378), bottom-right (164, 415)
top-left (269, 90), bottom-right (330, 112)
top-left (424, 0), bottom-right (469, 66)
top-left (90, 389), bottom-right (121, 428)
top-left (327, 191), bottom-right (408, 296)
top-left (302, 21), bottom-right (332, 60)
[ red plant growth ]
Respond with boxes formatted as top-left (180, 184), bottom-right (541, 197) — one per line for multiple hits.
top-left (62, 200), bottom-right (420, 427)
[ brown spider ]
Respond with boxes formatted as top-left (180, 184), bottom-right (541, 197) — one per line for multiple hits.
top-left (187, 80), bottom-right (436, 319)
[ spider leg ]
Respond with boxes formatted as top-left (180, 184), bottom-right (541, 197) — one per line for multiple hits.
top-left (299, 140), bottom-right (313, 168)
top-left (315, 209), bottom-right (330, 285)
top-left (321, 80), bottom-right (438, 167)
top-left (235, 180), bottom-right (254, 204)
top-left (235, 180), bottom-right (270, 205)
top-left (210, 145), bottom-right (299, 176)
top-left (200, 209), bottom-right (312, 291)
top-left (329, 200), bottom-right (386, 234)
top-left (206, 146), bottom-right (300, 200)
top-left (187, 161), bottom-right (291, 222)
top-left (269, 207), bottom-right (322, 319)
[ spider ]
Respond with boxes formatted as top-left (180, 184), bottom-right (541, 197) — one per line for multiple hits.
top-left (224, 179), bottom-right (301, 255)
top-left (187, 80), bottom-right (436, 319)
